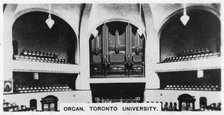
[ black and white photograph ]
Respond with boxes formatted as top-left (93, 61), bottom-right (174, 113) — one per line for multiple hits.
top-left (1, 0), bottom-right (223, 114)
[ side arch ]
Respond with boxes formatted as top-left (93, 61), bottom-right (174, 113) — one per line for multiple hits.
top-left (14, 8), bottom-right (79, 40)
top-left (158, 5), bottom-right (220, 38)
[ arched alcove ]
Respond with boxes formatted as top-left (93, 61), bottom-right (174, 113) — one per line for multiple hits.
top-left (199, 97), bottom-right (207, 108)
top-left (160, 9), bottom-right (220, 62)
top-left (30, 99), bottom-right (37, 110)
top-left (89, 21), bottom-right (145, 78)
top-left (12, 11), bottom-right (77, 64)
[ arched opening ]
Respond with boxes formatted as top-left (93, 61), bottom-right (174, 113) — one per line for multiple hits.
top-left (41, 95), bottom-right (58, 111)
top-left (199, 97), bottom-right (207, 109)
top-left (89, 21), bottom-right (145, 78)
top-left (12, 11), bottom-right (77, 64)
top-left (160, 9), bottom-right (220, 62)
top-left (178, 93), bottom-right (196, 111)
top-left (30, 99), bottom-right (37, 110)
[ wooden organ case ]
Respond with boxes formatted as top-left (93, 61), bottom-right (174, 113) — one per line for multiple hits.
top-left (90, 22), bottom-right (145, 78)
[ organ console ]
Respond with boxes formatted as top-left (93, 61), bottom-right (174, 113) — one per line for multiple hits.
top-left (90, 22), bottom-right (145, 78)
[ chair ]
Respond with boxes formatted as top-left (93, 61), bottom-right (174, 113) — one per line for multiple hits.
top-left (108, 51), bottom-right (126, 76)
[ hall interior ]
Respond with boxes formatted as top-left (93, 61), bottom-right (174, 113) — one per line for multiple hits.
top-left (3, 3), bottom-right (221, 111)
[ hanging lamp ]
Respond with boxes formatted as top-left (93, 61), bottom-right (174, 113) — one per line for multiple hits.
top-left (45, 4), bottom-right (55, 29)
top-left (180, 4), bottom-right (189, 26)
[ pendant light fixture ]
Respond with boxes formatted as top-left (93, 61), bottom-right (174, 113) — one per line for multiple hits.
top-left (45, 4), bottom-right (55, 29)
top-left (180, 4), bottom-right (189, 26)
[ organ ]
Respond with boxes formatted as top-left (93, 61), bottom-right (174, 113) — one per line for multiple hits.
top-left (90, 22), bottom-right (145, 78)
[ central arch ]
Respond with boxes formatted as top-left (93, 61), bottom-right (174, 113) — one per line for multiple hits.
top-left (93, 18), bottom-right (146, 37)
